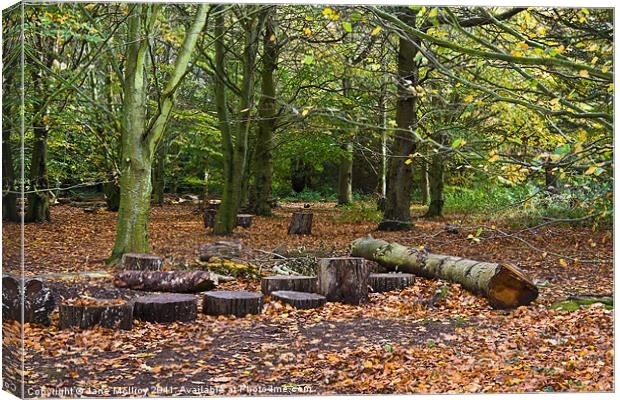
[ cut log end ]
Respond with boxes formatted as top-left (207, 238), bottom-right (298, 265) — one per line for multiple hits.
top-left (488, 264), bottom-right (539, 309)
top-left (271, 291), bottom-right (326, 309)
top-left (236, 214), bottom-right (253, 228)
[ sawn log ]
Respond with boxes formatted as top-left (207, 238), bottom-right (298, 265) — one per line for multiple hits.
top-left (351, 237), bottom-right (538, 309)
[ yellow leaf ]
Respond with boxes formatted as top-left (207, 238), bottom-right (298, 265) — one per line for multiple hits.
top-left (463, 95), bottom-right (474, 103)
top-left (585, 166), bottom-right (597, 175)
top-left (607, 83), bottom-right (614, 92)
top-left (428, 8), bottom-right (438, 18)
top-left (511, 50), bottom-right (523, 57)
top-left (591, 56), bottom-right (598, 64)
top-left (404, 158), bottom-right (412, 165)
top-left (559, 259), bottom-right (568, 267)
top-left (270, 34), bottom-right (276, 42)
top-left (517, 41), bottom-right (529, 50)
top-left (371, 26), bottom-right (382, 36)
top-left (601, 66), bottom-right (609, 73)
top-left (301, 108), bottom-right (310, 117)
top-left (363, 361), bottom-right (373, 368)
top-left (303, 28), bottom-right (312, 36)
top-left (322, 7), bottom-right (333, 16)
top-left (488, 153), bottom-right (500, 163)
top-left (42, 115), bottom-right (49, 125)
top-left (579, 69), bottom-right (589, 78)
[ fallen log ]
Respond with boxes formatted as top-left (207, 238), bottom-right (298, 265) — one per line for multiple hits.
top-left (351, 237), bottom-right (538, 309)
top-left (271, 291), bottom-right (326, 309)
top-left (203, 291), bottom-right (263, 317)
top-left (113, 270), bottom-right (226, 293)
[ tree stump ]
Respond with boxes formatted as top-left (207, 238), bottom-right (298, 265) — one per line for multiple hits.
top-left (203, 291), bottom-right (263, 317)
top-left (236, 214), bottom-right (253, 228)
top-left (261, 276), bottom-right (317, 295)
top-left (271, 291), bottom-right (326, 310)
top-left (288, 212), bottom-right (313, 235)
top-left (317, 257), bottom-right (369, 305)
top-left (369, 273), bottom-right (415, 293)
top-left (2, 276), bottom-right (55, 326)
top-left (199, 240), bottom-right (241, 261)
top-left (113, 270), bottom-right (221, 292)
top-left (58, 299), bottom-right (133, 330)
top-left (204, 208), bottom-right (217, 228)
top-left (121, 253), bottom-right (163, 271)
top-left (133, 294), bottom-right (198, 323)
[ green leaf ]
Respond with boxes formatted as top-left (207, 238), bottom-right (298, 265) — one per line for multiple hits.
top-left (342, 22), bottom-right (352, 33)
top-left (302, 55), bottom-right (314, 65)
top-left (451, 138), bottom-right (466, 148)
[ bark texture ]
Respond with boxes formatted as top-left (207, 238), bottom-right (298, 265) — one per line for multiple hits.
top-left (203, 291), bottom-right (263, 317)
top-left (236, 214), bottom-right (253, 228)
top-left (121, 253), bottom-right (163, 271)
top-left (351, 237), bottom-right (538, 309)
top-left (2, 276), bottom-right (55, 325)
top-left (378, 7), bottom-right (419, 231)
top-left (288, 212), bottom-right (313, 235)
top-left (253, 9), bottom-right (278, 217)
top-left (204, 208), bottom-right (217, 228)
top-left (199, 240), bottom-right (241, 261)
top-left (317, 257), bottom-right (370, 305)
top-left (58, 300), bottom-right (133, 330)
top-left (369, 273), bottom-right (415, 293)
top-left (261, 276), bottom-right (317, 295)
top-left (133, 294), bottom-right (198, 323)
top-left (113, 270), bottom-right (222, 293)
top-left (271, 291), bottom-right (326, 310)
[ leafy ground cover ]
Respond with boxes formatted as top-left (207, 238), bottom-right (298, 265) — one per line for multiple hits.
top-left (2, 203), bottom-right (613, 395)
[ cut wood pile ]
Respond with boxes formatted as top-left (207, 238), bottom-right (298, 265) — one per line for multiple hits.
top-left (351, 236), bottom-right (538, 309)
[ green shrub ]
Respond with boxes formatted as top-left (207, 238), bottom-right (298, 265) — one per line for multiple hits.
top-left (332, 201), bottom-right (382, 223)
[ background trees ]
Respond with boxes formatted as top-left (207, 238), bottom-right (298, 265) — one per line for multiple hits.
top-left (3, 4), bottom-right (613, 256)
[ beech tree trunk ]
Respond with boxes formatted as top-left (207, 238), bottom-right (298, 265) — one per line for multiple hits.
top-left (2, 69), bottom-right (19, 222)
top-left (378, 7), bottom-right (419, 231)
top-left (109, 4), bottom-right (207, 263)
top-left (337, 142), bottom-right (354, 205)
top-left (351, 237), bottom-right (538, 309)
top-left (425, 131), bottom-right (445, 218)
top-left (26, 68), bottom-right (51, 223)
top-left (59, 300), bottom-right (133, 330)
top-left (213, 6), bottom-right (262, 234)
top-left (253, 11), bottom-right (278, 216)
top-left (152, 141), bottom-right (166, 206)
top-left (420, 159), bottom-right (430, 205)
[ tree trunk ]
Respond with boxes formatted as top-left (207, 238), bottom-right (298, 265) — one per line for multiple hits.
top-left (378, 82), bottom-right (388, 198)
top-left (152, 141), bottom-right (166, 206)
top-left (26, 67), bottom-right (51, 223)
top-left (121, 253), bottom-right (163, 271)
top-left (113, 270), bottom-right (221, 292)
top-left (213, 6), bottom-right (262, 234)
top-left (109, 4), bottom-right (207, 263)
top-left (2, 276), bottom-right (56, 326)
top-left (369, 273), bottom-right (415, 293)
top-left (253, 10), bottom-right (278, 217)
top-left (351, 237), bottom-right (538, 309)
top-left (420, 159), bottom-right (429, 205)
top-left (378, 8), bottom-right (419, 231)
top-left (103, 180), bottom-right (121, 211)
top-left (425, 134), bottom-right (445, 218)
top-left (2, 72), bottom-right (19, 222)
top-left (337, 142), bottom-right (354, 205)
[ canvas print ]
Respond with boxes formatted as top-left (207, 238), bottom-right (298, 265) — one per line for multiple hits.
top-left (1, 1), bottom-right (614, 397)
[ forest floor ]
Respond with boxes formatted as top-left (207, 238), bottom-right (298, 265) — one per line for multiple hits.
top-left (2, 203), bottom-right (614, 396)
